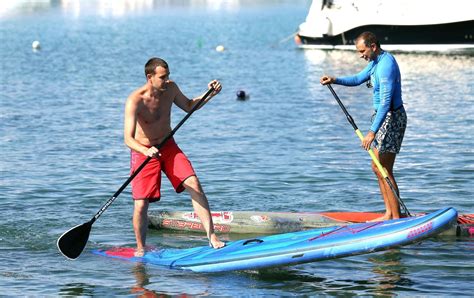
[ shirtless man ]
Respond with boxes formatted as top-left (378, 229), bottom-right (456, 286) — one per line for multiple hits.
top-left (124, 57), bottom-right (225, 255)
top-left (320, 32), bottom-right (407, 221)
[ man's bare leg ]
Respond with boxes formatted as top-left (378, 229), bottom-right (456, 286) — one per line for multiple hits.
top-left (375, 174), bottom-right (391, 219)
top-left (183, 176), bottom-right (225, 249)
top-left (133, 199), bottom-right (149, 256)
top-left (369, 149), bottom-right (400, 221)
top-left (379, 151), bottom-right (401, 219)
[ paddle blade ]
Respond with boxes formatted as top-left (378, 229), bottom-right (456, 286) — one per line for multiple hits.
top-left (57, 221), bottom-right (92, 260)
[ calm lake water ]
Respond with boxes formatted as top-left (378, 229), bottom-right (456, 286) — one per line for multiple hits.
top-left (1, 0), bottom-right (473, 296)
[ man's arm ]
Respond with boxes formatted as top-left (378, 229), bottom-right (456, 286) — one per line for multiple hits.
top-left (173, 80), bottom-right (222, 112)
top-left (320, 64), bottom-right (372, 86)
top-left (362, 63), bottom-right (397, 150)
top-left (369, 64), bottom-right (397, 133)
top-left (335, 64), bottom-right (372, 86)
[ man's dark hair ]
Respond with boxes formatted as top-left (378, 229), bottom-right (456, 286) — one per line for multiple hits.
top-left (145, 57), bottom-right (169, 77)
top-left (356, 31), bottom-right (381, 48)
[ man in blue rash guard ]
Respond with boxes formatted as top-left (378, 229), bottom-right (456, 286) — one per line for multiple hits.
top-left (320, 31), bottom-right (407, 221)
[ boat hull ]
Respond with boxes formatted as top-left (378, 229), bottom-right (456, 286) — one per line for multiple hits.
top-left (296, 20), bottom-right (474, 52)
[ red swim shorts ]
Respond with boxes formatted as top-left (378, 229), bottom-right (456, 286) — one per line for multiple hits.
top-left (130, 138), bottom-right (196, 202)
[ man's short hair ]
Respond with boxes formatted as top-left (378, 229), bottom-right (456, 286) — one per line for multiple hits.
top-left (356, 31), bottom-right (381, 48)
top-left (145, 57), bottom-right (169, 77)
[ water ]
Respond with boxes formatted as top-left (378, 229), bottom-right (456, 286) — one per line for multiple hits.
top-left (1, 1), bottom-right (473, 296)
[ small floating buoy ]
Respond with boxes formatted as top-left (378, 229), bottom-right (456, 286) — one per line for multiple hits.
top-left (236, 90), bottom-right (249, 101)
top-left (215, 45), bottom-right (225, 52)
top-left (32, 40), bottom-right (41, 50)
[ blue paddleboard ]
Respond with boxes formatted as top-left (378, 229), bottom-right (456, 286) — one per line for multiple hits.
top-left (92, 207), bottom-right (457, 273)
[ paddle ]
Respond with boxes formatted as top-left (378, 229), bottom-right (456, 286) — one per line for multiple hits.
top-left (325, 84), bottom-right (411, 217)
top-left (57, 87), bottom-right (215, 259)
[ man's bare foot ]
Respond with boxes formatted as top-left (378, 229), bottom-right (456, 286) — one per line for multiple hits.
top-left (209, 234), bottom-right (225, 249)
top-left (134, 245), bottom-right (156, 257)
top-left (367, 215), bottom-right (392, 222)
top-left (134, 247), bottom-right (145, 257)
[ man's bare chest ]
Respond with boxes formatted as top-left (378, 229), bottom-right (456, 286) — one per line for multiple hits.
top-left (138, 98), bottom-right (172, 124)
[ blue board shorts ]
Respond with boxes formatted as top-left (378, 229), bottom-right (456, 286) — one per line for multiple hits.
top-left (371, 107), bottom-right (407, 154)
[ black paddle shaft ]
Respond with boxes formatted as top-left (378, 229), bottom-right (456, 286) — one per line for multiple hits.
top-left (327, 84), bottom-right (358, 131)
top-left (91, 87), bottom-right (215, 224)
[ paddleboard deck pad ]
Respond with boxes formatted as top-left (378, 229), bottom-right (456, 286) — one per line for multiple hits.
top-left (94, 207), bottom-right (457, 273)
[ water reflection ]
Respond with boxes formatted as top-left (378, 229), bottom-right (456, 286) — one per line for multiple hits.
top-left (368, 250), bottom-right (413, 295)
top-left (251, 251), bottom-right (414, 295)
top-left (302, 48), bottom-right (474, 78)
top-left (61, 0), bottom-right (154, 18)
top-left (131, 263), bottom-right (159, 297)
top-left (130, 262), bottom-right (215, 297)
top-left (0, 0), bottom-right (54, 17)
top-left (58, 282), bottom-right (95, 296)
top-left (0, 0), bottom-right (289, 18)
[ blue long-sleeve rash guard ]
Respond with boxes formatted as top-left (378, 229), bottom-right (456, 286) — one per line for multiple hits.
top-left (334, 51), bottom-right (403, 133)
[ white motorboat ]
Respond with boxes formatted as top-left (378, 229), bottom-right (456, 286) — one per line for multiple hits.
top-left (295, 0), bottom-right (474, 52)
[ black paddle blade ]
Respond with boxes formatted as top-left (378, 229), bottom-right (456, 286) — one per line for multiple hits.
top-left (57, 221), bottom-right (92, 260)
